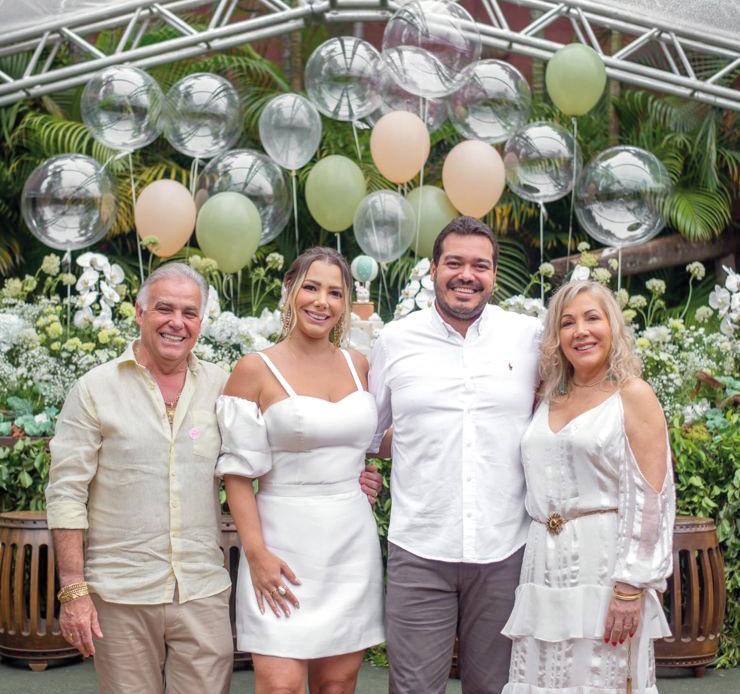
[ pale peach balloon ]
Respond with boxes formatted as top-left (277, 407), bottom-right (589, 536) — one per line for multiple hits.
top-left (442, 140), bottom-right (505, 218)
top-left (370, 111), bottom-right (430, 184)
top-left (134, 179), bottom-right (197, 257)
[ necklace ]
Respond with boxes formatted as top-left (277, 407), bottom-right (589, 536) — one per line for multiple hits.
top-left (572, 375), bottom-right (608, 388)
top-left (164, 394), bottom-right (180, 424)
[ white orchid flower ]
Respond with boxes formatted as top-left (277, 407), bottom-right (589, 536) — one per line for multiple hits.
top-left (76, 252), bottom-right (94, 268)
top-left (77, 291), bottom-right (99, 308)
top-left (100, 280), bottom-right (121, 305)
top-left (410, 258), bottom-right (431, 279)
top-left (402, 280), bottom-right (421, 298)
top-left (76, 269), bottom-right (100, 293)
top-left (415, 288), bottom-right (435, 309)
top-left (726, 268), bottom-right (740, 293)
top-left (73, 307), bottom-right (94, 328)
top-left (708, 286), bottom-right (731, 316)
top-left (719, 315), bottom-right (736, 337)
top-left (570, 265), bottom-right (591, 281)
top-left (104, 263), bottom-right (125, 285)
top-left (88, 253), bottom-right (110, 272)
top-left (93, 305), bottom-right (114, 330)
top-left (421, 275), bottom-right (434, 291)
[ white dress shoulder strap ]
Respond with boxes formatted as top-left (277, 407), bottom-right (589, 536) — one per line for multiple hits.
top-left (257, 352), bottom-right (297, 398)
top-left (340, 349), bottom-right (363, 392)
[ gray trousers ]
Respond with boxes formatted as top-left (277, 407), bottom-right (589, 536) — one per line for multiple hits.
top-left (386, 543), bottom-right (524, 694)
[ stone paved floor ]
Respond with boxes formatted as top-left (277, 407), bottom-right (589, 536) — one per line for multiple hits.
top-left (1, 659), bottom-right (739, 693)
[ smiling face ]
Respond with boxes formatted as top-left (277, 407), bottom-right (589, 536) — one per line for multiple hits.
top-left (135, 277), bottom-right (202, 367)
top-left (558, 291), bottom-right (613, 379)
top-left (431, 232), bottom-right (496, 325)
top-left (290, 260), bottom-right (347, 341)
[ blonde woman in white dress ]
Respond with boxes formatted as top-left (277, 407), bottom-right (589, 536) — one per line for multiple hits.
top-left (216, 247), bottom-right (385, 694)
top-left (502, 280), bottom-right (675, 694)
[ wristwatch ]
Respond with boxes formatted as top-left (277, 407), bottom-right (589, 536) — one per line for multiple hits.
top-left (57, 581), bottom-right (90, 604)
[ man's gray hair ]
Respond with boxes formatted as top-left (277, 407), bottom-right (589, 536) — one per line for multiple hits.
top-left (136, 263), bottom-right (209, 319)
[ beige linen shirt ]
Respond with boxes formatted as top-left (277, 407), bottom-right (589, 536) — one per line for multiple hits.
top-left (46, 342), bottom-right (230, 605)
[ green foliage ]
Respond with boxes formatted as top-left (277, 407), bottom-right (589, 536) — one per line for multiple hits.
top-left (0, 437), bottom-right (50, 512)
top-left (671, 403), bottom-right (740, 667)
top-left (0, 396), bottom-right (58, 437)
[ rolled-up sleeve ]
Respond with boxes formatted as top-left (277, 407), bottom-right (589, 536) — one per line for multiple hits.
top-left (215, 395), bottom-right (272, 478)
top-left (46, 379), bottom-right (102, 529)
top-left (367, 334), bottom-right (392, 455)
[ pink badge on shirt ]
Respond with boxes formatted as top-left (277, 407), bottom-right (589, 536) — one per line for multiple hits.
top-left (189, 427), bottom-right (201, 440)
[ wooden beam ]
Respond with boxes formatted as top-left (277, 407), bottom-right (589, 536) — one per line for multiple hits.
top-left (551, 233), bottom-right (739, 279)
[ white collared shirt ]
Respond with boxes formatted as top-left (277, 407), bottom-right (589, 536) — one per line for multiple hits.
top-left (369, 303), bottom-right (542, 563)
top-left (46, 343), bottom-right (231, 604)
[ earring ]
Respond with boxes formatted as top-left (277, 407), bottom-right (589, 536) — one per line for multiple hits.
top-left (281, 306), bottom-right (293, 337)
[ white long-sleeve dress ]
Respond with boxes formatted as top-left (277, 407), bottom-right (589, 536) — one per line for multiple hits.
top-left (502, 391), bottom-right (675, 693)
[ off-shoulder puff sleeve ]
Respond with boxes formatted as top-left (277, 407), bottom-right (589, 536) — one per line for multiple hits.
top-left (215, 395), bottom-right (272, 479)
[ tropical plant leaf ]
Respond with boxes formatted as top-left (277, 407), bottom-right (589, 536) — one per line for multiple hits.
top-left (663, 188), bottom-right (732, 241)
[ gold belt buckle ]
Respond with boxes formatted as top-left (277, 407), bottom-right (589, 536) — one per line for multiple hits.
top-left (546, 512), bottom-right (566, 535)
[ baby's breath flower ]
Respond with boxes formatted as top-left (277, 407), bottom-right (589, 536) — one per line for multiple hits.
top-left (63, 337), bottom-right (82, 351)
top-left (81, 342), bottom-right (95, 353)
top-left (46, 322), bottom-right (63, 338)
top-left (50, 341), bottom-right (61, 352)
top-left (579, 252), bottom-right (598, 268)
top-left (61, 273), bottom-right (76, 286)
top-left (97, 329), bottom-right (111, 345)
top-left (686, 261), bottom-right (706, 281)
top-left (616, 289), bottom-right (629, 309)
top-left (22, 276), bottom-right (38, 292)
top-left (694, 306), bottom-right (713, 323)
top-left (592, 267), bottom-right (611, 285)
top-left (538, 262), bottom-right (555, 278)
top-left (118, 302), bottom-right (136, 320)
top-left (41, 254), bottom-right (61, 276)
top-left (577, 241), bottom-right (591, 252)
top-left (2, 278), bottom-right (23, 298)
top-left (628, 294), bottom-right (647, 309)
top-left (636, 337), bottom-right (650, 349)
top-left (266, 253), bottom-right (284, 271)
top-left (645, 278), bottom-right (666, 296)
top-left (622, 309), bottom-right (637, 323)
top-left (608, 258), bottom-right (619, 271)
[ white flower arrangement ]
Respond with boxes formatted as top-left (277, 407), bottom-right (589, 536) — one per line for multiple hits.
top-left (708, 266), bottom-right (740, 336)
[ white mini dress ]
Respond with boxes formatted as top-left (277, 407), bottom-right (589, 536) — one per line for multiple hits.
top-left (215, 349), bottom-right (385, 659)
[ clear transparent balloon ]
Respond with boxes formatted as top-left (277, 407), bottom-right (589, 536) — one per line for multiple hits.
top-left (575, 146), bottom-right (672, 248)
top-left (81, 66), bottom-right (163, 151)
top-left (448, 60), bottom-right (531, 144)
top-left (194, 149), bottom-right (291, 245)
top-left (503, 121), bottom-right (581, 203)
top-left (353, 191), bottom-right (417, 263)
top-left (382, 0), bottom-right (481, 98)
top-left (259, 93), bottom-right (322, 170)
top-left (372, 65), bottom-right (447, 133)
top-left (164, 73), bottom-right (242, 159)
top-left (305, 37), bottom-right (381, 121)
top-left (21, 154), bottom-right (117, 251)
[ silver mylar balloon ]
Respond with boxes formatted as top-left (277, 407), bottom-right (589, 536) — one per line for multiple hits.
top-left (305, 37), bottom-right (381, 121)
top-left (575, 146), bottom-right (672, 248)
top-left (164, 73), bottom-right (242, 159)
top-left (194, 149), bottom-right (291, 245)
top-left (382, 0), bottom-right (481, 99)
top-left (353, 190), bottom-right (416, 263)
top-left (258, 93), bottom-right (322, 170)
top-left (21, 154), bottom-right (117, 251)
top-left (372, 65), bottom-right (447, 133)
top-left (448, 60), bottom-right (531, 144)
top-left (503, 121), bottom-right (581, 203)
top-left (81, 65), bottom-right (163, 151)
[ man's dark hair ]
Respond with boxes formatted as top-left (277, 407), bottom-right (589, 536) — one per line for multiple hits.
top-left (432, 216), bottom-right (498, 267)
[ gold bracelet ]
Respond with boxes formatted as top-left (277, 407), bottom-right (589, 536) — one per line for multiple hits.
top-left (57, 581), bottom-right (90, 604)
top-left (613, 586), bottom-right (643, 602)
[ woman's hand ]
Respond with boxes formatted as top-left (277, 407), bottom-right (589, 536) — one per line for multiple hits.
top-left (603, 582), bottom-right (642, 646)
top-left (360, 464), bottom-right (383, 505)
top-left (247, 547), bottom-right (301, 618)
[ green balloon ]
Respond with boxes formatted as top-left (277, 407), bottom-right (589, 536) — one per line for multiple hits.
top-left (406, 185), bottom-right (459, 258)
top-left (195, 192), bottom-right (261, 273)
top-left (545, 44), bottom-right (606, 116)
top-left (305, 155), bottom-right (366, 232)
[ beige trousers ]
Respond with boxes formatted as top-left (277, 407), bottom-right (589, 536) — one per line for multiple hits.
top-left (91, 588), bottom-right (233, 694)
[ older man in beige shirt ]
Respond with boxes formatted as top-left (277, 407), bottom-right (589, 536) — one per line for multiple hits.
top-left (46, 263), bottom-right (233, 694)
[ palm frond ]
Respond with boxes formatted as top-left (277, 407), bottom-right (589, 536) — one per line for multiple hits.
top-left (663, 187), bottom-right (732, 241)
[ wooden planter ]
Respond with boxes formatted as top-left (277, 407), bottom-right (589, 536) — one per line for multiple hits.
top-left (655, 515), bottom-right (726, 677)
top-left (0, 511), bottom-right (80, 670)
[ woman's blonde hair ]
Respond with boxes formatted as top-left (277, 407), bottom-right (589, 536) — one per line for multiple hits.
top-left (279, 247), bottom-right (352, 346)
top-left (539, 280), bottom-right (642, 401)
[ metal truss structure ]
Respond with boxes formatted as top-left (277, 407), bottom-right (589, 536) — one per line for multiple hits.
top-left (0, 0), bottom-right (738, 110)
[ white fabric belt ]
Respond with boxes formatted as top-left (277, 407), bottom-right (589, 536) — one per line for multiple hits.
top-left (258, 479), bottom-right (360, 497)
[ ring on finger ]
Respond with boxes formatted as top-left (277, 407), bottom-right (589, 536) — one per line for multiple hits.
top-left (277, 585), bottom-right (287, 596)
top-left (270, 587), bottom-right (279, 596)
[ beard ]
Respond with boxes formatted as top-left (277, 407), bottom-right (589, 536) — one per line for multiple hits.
top-left (433, 277), bottom-right (492, 322)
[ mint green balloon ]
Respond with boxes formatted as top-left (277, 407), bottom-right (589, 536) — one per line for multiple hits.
top-left (195, 192), bottom-right (261, 273)
top-left (545, 44), bottom-right (606, 116)
top-left (406, 185), bottom-right (459, 258)
top-left (305, 155), bottom-right (366, 232)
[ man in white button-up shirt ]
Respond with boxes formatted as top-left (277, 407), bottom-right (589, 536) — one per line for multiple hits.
top-left (369, 217), bottom-right (542, 693)
top-left (46, 264), bottom-right (233, 694)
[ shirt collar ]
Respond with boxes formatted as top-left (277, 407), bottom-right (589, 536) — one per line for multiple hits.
top-left (116, 340), bottom-right (201, 374)
top-left (430, 301), bottom-right (489, 340)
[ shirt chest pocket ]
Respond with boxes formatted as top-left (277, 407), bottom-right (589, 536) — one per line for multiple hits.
top-left (189, 409), bottom-right (221, 459)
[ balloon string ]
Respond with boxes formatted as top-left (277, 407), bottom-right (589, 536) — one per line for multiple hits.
top-left (618, 246), bottom-right (622, 292)
top-left (336, 233), bottom-right (341, 254)
top-left (415, 163), bottom-right (425, 257)
top-left (352, 121), bottom-right (362, 162)
top-left (63, 250), bottom-right (72, 339)
top-left (380, 263), bottom-right (391, 319)
top-left (128, 153), bottom-right (145, 284)
top-left (566, 116), bottom-right (578, 274)
top-left (539, 202), bottom-right (545, 302)
top-left (237, 269), bottom-right (242, 317)
top-left (291, 170), bottom-right (299, 253)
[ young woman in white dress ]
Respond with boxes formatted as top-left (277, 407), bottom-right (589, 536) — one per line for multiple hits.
top-left (216, 247), bottom-right (385, 694)
top-left (502, 280), bottom-right (676, 694)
